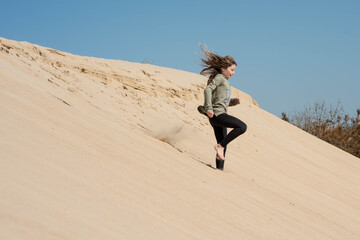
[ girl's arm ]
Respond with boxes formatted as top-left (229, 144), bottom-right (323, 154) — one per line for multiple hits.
top-left (204, 77), bottom-right (222, 113)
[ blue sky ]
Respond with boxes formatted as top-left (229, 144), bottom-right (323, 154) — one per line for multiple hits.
top-left (1, 0), bottom-right (359, 117)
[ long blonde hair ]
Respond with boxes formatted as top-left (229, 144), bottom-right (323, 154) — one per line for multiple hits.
top-left (198, 44), bottom-right (237, 85)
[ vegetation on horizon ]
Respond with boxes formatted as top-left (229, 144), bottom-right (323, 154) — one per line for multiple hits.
top-left (282, 101), bottom-right (360, 158)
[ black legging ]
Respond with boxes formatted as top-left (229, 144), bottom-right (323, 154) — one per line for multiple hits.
top-left (209, 113), bottom-right (247, 157)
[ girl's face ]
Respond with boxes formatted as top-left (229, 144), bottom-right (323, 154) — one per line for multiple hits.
top-left (221, 64), bottom-right (236, 79)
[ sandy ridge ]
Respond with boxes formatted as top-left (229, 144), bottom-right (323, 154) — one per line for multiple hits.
top-left (1, 37), bottom-right (359, 240)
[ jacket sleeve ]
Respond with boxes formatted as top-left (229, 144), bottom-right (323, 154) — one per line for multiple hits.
top-left (204, 76), bottom-right (222, 113)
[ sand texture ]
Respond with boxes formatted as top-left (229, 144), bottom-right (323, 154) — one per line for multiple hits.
top-left (1, 37), bottom-right (359, 239)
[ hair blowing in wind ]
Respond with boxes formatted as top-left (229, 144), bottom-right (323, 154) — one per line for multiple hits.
top-left (198, 44), bottom-right (237, 85)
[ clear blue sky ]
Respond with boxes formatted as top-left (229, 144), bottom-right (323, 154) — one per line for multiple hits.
top-left (1, 0), bottom-right (359, 117)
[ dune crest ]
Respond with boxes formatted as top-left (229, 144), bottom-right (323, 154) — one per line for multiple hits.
top-left (1, 37), bottom-right (359, 240)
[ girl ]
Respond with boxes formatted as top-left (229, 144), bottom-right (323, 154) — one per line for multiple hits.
top-left (198, 45), bottom-right (247, 170)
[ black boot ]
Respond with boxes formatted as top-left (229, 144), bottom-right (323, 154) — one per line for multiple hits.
top-left (216, 156), bottom-right (225, 170)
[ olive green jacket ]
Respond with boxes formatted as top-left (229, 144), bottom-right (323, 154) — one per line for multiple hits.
top-left (204, 74), bottom-right (238, 116)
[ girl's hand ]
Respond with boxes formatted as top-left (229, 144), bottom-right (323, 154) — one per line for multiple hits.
top-left (207, 111), bottom-right (214, 118)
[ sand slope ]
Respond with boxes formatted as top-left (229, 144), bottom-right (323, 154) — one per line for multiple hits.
top-left (1, 37), bottom-right (359, 240)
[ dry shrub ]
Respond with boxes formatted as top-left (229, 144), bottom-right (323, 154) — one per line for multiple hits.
top-left (282, 100), bottom-right (360, 158)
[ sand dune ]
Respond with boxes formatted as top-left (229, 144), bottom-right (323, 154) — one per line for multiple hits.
top-left (1, 37), bottom-right (359, 239)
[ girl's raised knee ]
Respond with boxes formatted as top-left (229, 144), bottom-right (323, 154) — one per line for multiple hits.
top-left (241, 123), bottom-right (247, 134)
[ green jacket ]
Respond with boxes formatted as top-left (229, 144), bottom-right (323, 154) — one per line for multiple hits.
top-left (204, 74), bottom-right (238, 116)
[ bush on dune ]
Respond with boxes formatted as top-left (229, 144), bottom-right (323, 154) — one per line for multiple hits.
top-left (282, 101), bottom-right (360, 158)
